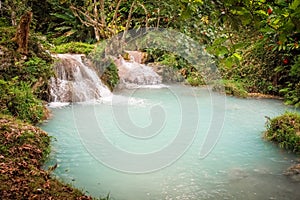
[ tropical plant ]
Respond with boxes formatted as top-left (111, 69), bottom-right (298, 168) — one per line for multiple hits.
top-left (48, 3), bottom-right (95, 44)
top-left (265, 112), bottom-right (300, 153)
top-left (0, 79), bottom-right (45, 124)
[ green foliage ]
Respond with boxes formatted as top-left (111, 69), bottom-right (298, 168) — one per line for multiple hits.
top-left (51, 42), bottom-right (95, 54)
top-left (203, 0), bottom-right (300, 104)
top-left (280, 82), bottom-right (300, 108)
top-left (22, 56), bottom-right (53, 83)
top-left (279, 55), bottom-right (300, 107)
top-left (158, 53), bottom-right (179, 68)
top-left (0, 17), bottom-right (10, 27)
top-left (0, 27), bottom-right (18, 52)
top-left (101, 60), bottom-right (119, 91)
top-left (0, 54), bottom-right (54, 100)
top-left (215, 79), bottom-right (248, 98)
top-left (264, 112), bottom-right (300, 153)
top-left (49, 5), bottom-right (96, 44)
top-left (0, 27), bottom-right (54, 123)
top-left (89, 41), bottom-right (107, 63)
top-left (145, 49), bottom-right (206, 86)
top-left (89, 42), bottom-right (119, 91)
top-left (186, 72), bottom-right (204, 86)
top-left (0, 79), bottom-right (45, 124)
top-left (0, 0), bottom-right (29, 26)
top-left (0, 26), bottom-right (16, 42)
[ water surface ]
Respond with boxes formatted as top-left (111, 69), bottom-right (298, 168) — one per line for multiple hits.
top-left (42, 85), bottom-right (300, 200)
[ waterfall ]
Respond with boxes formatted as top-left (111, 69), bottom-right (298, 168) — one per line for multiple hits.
top-left (50, 54), bottom-right (111, 102)
top-left (114, 51), bottom-right (162, 88)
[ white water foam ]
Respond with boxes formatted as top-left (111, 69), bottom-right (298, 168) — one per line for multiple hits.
top-left (50, 54), bottom-right (112, 102)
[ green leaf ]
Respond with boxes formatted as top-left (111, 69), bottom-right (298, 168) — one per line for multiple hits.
top-left (275, 65), bottom-right (285, 73)
top-left (254, 10), bottom-right (268, 17)
top-left (290, 0), bottom-right (300, 10)
top-left (54, 26), bottom-right (71, 31)
top-left (232, 53), bottom-right (242, 61)
top-left (232, 42), bottom-right (247, 51)
top-left (216, 46), bottom-right (229, 57)
top-left (193, 0), bottom-right (203, 4)
top-left (213, 37), bottom-right (228, 45)
top-left (224, 57), bottom-right (234, 68)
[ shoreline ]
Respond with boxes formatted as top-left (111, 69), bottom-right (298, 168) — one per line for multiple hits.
top-left (0, 114), bottom-right (94, 199)
top-left (247, 92), bottom-right (284, 100)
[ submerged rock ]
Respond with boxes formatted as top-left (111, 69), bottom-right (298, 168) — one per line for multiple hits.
top-left (284, 163), bottom-right (300, 182)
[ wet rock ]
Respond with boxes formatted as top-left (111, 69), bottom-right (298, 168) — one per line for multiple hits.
top-left (125, 50), bottom-right (148, 64)
top-left (50, 54), bottom-right (111, 102)
top-left (114, 57), bottom-right (162, 87)
top-left (284, 163), bottom-right (300, 182)
top-left (148, 62), bottom-right (185, 83)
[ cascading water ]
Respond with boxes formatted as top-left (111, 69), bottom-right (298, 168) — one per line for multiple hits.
top-left (50, 54), bottom-right (112, 102)
top-left (114, 51), bottom-right (163, 88)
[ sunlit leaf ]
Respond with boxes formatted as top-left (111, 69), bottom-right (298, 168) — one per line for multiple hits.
top-left (290, 0), bottom-right (300, 10)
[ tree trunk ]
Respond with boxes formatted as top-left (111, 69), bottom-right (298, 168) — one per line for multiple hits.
top-left (11, 10), bottom-right (17, 26)
top-left (122, 1), bottom-right (136, 41)
top-left (94, 27), bottom-right (100, 41)
top-left (12, 11), bottom-right (33, 55)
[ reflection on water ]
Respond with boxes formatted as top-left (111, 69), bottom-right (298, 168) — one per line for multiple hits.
top-left (42, 85), bottom-right (300, 200)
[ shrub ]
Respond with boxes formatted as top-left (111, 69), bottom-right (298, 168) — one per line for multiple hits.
top-left (280, 82), bottom-right (300, 108)
top-left (186, 71), bottom-right (205, 86)
top-left (264, 112), bottom-right (300, 153)
top-left (214, 79), bottom-right (248, 98)
top-left (0, 79), bottom-right (45, 124)
top-left (1, 56), bottom-right (53, 101)
top-left (51, 42), bottom-right (95, 54)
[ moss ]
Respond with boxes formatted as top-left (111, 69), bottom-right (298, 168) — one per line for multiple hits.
top-left (51, 42), bottom-right (95, 54)
top-left (264, 112), bottom-right (300, 153)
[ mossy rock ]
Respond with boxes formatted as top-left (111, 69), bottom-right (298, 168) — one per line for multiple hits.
top-left (100, 59), bottom-right (119, 91)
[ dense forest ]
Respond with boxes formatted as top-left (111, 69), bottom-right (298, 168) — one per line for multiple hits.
top-left (0, 0), bottom-right (300, 199)
top-left (1, 0), bottom-right (300, 112)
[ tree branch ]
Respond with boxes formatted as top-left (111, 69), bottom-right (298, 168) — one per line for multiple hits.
top-left (138, 2), bottom-right (149, 30)
top-left (111, 0), bottom-right (123, 32)
top-left (122, 0), bottom-right (136, 40)
top-left (100, 0), bottom-right (106, 27)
